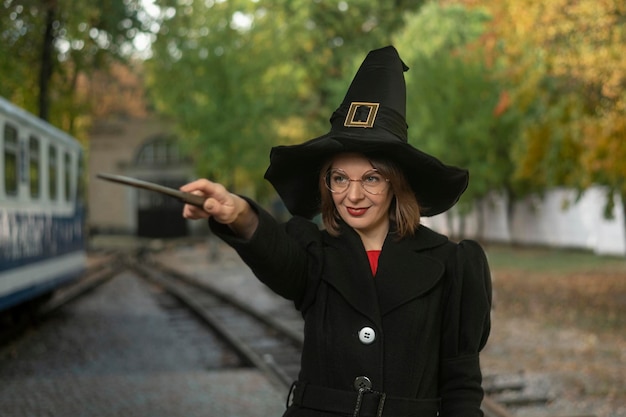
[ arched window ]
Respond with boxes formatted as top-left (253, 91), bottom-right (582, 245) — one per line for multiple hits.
top-left (134, 135), bottom-right (187, 167)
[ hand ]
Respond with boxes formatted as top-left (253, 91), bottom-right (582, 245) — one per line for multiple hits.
top-left (180, 179), bottom-right (236, 222)
top-left (180, 179), bottom-right (258, 239)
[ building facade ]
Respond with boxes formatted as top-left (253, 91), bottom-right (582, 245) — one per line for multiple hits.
top-left (87, 115), bottom-right (200, 238)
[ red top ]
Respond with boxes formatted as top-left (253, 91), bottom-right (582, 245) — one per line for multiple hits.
top-left (366, 250), bottom-right (381, 276)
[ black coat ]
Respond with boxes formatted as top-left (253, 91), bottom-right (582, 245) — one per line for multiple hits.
top-left (211, 201), bottom-right (492, 417)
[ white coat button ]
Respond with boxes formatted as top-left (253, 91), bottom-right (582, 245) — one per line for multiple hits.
top-left (354, 376), bottom-right (372, 391)
top-left (358, 326), bottom-right (376, 344)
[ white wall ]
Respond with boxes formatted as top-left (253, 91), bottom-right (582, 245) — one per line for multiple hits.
top-left (423, 186), bottom-right (626, 256)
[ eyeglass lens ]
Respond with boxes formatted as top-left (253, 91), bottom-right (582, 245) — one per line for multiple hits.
top-left (326, 169), bottom-right (388, 194)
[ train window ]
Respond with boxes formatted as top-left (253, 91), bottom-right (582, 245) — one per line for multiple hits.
top-left (64, 152), bottom-right (71, 201)
top-left (77, 154), bottom-right (86, 203)
top-left (49, 144), bottom-right (57, 200)
top-left (29, 136), bottom-right (41, 198)
top-left (3, 124), bottom-right (19, 196)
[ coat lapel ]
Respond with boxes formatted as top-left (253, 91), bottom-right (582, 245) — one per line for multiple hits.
top-left (321, 224), bottom-right (448, 321)
top-left (322, 226), bottom-right (381, 324)
top-left (375, 227), bottom-right (447, 315)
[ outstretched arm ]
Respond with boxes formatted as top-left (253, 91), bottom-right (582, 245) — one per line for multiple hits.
top-left (180, 179), bottom-right (259, 240)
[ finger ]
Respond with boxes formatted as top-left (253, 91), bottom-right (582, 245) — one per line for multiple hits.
top-left (180, 179), bottom-right (215, 195)
top-left (183, 203), bottom-right (210, 219)
top-left (203, 197), bottom-right (220, 214)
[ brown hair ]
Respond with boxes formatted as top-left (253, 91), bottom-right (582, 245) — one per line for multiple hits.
top-left (319, 155), bottom-right (421, 238)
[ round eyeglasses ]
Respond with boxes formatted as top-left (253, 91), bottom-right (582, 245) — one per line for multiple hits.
top-left (325, 168), bottom-right (390, 195)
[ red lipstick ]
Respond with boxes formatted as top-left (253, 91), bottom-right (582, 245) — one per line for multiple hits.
top-left (347, 207), bottom-right (368, 216)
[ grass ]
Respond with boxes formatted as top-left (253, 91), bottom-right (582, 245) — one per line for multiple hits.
top-left (483, 244), bottom-right (626, 332)
top-left (484, 243), bottom-right (626, 274)
top-left (480, 244), bottom-right (626, 405)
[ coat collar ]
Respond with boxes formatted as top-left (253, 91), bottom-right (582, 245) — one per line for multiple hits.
top-left (322, 223), bottom-right (448, 321)
top-left (376, 227), bottom-right (447, 315)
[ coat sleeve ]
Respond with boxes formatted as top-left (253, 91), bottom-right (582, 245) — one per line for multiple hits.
top-left (208, 197), bottom-right (321, 309)
top-left (439, 240), bottom-right (493, 417)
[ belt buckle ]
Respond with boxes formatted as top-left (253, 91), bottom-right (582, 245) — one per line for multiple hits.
top-left (353, 387), bottom-right (387, 417)
top-left (286, 381), bottom-right (299, 408)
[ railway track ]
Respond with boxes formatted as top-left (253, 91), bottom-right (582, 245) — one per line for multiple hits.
top-left (131, 255), bottom-right (303, 389)
top-left (134, 252), bottom-right (582, 417)
top-left (1, 246), bottom-right (597, 417)
top-left (0, 252), bottom-right (124, 344)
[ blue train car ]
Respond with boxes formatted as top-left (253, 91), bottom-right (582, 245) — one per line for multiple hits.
top-left (0, 96), bottom-right (86, 313)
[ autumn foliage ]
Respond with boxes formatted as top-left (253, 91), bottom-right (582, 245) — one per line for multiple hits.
top-left (2, 0), bottom-right (625, 216)
top-left (470, 0), bottom-right (626, 201)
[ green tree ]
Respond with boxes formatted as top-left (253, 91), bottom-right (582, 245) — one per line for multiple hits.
top-left (146, 0), bottom-right (426, 200)
top-left (395, 3), bottom-right (517, 235)
top-left (0, 0), bottom-right (149, 135)
top-left (147, 0), bottom-right (301, 195)
top-left (478, 0), bottom-right (626, 235)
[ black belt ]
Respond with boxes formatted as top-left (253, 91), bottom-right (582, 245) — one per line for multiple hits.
top-left (288, 381), bottom-right (440, 417)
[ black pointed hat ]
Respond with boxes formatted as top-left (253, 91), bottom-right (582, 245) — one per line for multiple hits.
top-left (264, 45), bottom-right (468, 219)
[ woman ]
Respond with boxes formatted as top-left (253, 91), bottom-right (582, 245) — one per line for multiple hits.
top-left (181, 46), bottom-right (492, 417)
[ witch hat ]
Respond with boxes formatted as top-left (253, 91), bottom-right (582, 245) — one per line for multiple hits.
top-left (264, 46), bottom-right (468, 219)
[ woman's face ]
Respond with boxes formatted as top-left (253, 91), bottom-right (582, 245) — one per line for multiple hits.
top-left (328, 153), bottom-right (394, 239)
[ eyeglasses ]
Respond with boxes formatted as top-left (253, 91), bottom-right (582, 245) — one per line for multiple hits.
top-left (325, 168), bottom-right (390, 195)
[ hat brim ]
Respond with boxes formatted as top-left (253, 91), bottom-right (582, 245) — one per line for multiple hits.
top-left (264, 133), bottom-right (468, 219)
